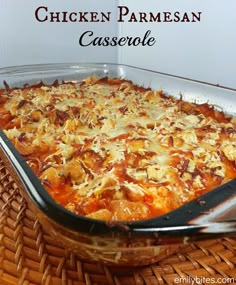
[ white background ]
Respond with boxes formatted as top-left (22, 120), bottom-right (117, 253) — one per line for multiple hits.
top-left (0, 0), bottom-right (236, 88)
top-left (0, 0), bottom-right (118, 65)
top-left (118, 0), bottom-right (236, 89)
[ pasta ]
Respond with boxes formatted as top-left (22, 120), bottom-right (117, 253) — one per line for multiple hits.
top-left (0, 77), bottom-right (235, 221)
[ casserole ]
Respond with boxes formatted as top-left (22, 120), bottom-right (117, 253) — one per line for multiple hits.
top-left (0, 63), bottom-right (235, 266)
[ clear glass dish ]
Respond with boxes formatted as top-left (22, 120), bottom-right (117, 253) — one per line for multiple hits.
top-left (0, 63), bottom-right (235, 266)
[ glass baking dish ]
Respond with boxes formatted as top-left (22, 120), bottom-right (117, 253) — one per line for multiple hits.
top-left (0, 63), bottom-right (235, 266)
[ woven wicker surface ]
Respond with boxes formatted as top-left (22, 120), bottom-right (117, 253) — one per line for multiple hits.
top-left (0, 161), bottom-right (236, 285)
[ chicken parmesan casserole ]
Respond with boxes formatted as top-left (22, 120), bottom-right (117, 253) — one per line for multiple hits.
top-left (0, 77), bottom-right (235, 222)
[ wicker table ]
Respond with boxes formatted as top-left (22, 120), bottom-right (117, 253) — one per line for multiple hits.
top-left (0, 161), bottom-right (236, 285)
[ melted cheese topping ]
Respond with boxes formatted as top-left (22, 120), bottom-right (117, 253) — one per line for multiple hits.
top-left (0, 77), bottom-right (236, 221)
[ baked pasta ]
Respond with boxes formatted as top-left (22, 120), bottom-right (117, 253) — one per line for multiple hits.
top-left (0, 77), bottom-right (235, 221)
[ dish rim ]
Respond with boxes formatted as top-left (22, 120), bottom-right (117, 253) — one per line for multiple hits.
top-left (0, 62), bottom-right (236, 92)
top-left (0, 62), bottom-right (235, 239)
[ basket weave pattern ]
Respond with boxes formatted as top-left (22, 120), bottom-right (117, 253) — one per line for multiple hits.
top-left (0, 159), bottom-right (236, 285)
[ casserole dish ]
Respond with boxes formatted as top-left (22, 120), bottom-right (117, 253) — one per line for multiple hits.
top-left (0, 63), bottom-right (235, 266)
